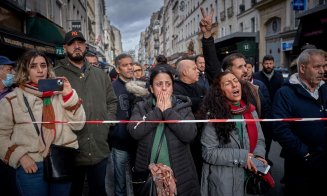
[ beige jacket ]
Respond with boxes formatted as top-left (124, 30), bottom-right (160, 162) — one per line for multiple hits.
top-left (0, 88), bottom-right (85, 168)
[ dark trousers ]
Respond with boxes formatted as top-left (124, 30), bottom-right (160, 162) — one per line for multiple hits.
top-left (70, 157), bottom-right (108, 196)
top-left (0, 160), bottom-right (19, 196)
top-left (284, 157), bottom-right (327, 196)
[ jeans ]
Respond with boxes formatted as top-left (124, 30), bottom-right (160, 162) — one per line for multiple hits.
top-left (0, 160), bottom-right (19, 196)
top-left (112, 148), bottom-right (132, 196)
top-left (16, 162), bottom-right (71, 196)
top-left (70, 157), bottom-right (108, 196)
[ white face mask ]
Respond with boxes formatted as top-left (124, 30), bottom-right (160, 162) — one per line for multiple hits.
top-left (2, 73), bottom-right (14, 87)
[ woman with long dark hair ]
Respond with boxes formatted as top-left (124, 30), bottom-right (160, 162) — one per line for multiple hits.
top-left (198, 71), bottom-right (267, 195)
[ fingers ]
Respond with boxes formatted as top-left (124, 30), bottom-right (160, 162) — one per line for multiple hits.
top-left (24, 162), bottom-right (38, 173)
top-left (200, 7), bottom-right (206, 18)
top-left (19, 155), bottom-right (38, 174)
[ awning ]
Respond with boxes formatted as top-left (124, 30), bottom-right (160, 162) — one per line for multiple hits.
top-left (214, 32), bottom-right (257, 57)
top-left (0, 28), bottom-right (56, 55)
top-left (293, 5), bottom-right (327, 53)
top-left (26, 12), bottom-right (65, 45)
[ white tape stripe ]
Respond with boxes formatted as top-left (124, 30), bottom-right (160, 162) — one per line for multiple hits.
top-left (25, 118), bottom-right (327, 124)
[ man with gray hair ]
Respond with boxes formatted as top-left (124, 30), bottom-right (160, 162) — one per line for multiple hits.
top-left (174, 58), bottom-right (204, 113)
top-left (272, 49), bottom-right (327, 195)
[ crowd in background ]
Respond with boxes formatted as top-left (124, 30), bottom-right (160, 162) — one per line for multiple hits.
top-left (0, 7), bottom-right (327, 196)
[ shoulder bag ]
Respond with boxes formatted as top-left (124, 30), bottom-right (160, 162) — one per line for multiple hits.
top-left (23, 95), bottom-right (79, 182)
top-left (131, 130), bottom-right (165, 196)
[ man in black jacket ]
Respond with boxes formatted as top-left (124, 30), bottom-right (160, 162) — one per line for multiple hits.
top-left (253, 55), bottom-right (284, 103)
top-left (110, 53), bottom-right (136, 196)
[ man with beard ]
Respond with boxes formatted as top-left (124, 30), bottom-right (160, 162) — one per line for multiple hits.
top-left (272, 49), bottom-right (327, 195)
top-left (54, 30), bottom-right (117, 196)
top-left (253, 55), bottom-right (284, 103)
top-left (195, 55), bottom-right (210, 91)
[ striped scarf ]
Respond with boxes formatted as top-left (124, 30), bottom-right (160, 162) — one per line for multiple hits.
top-left (20, 83), bottom-right (56, 157)
top-left (229, 100), bottom-right (258, 153)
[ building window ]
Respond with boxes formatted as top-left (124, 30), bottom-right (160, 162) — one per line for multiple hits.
top-left (251, 17), bottom-right (255, 32)
top-left (240, 22), bottom-right (243, 32)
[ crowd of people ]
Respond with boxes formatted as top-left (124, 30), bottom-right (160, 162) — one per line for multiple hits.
top-left (0, 7), bottom-right (326, 196)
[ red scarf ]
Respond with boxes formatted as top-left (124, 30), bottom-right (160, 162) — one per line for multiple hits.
top-left (20, 83), bottom-right (56, 157)
top-left (229, 100), bottom-right (258, 153)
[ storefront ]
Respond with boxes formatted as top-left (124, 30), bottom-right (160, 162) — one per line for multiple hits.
top-left (0, 1), bottom-right (65, 61)
top-left (214, 32), bottom-right (258, 70)
top-left (293, 4), bottom-right (327, 54)
top-left (0, 28), bottom-right (57, 61)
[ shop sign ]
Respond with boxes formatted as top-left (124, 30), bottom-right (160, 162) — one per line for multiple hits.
top-left (281, 40), bottom-right (293, 51)
top-left (71, 21), bottom-right (81, 31)
top-left (292, 0), bottom-right (306, 11)
top-left (56, 46), bottom-right (65, 56)
top-left (1, 35), bottom-right (55, 54)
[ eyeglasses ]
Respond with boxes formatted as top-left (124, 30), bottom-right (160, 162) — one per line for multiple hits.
top-left (90, 63), bottom-right (99, 67)
top-left (153, 81), bottom-right (172, 88)
top-left (134, 69), bottom-right (142, 73)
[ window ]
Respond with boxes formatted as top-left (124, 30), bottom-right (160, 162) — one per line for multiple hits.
top-left (240, 22), bottom-right (243, 32)
top-left (251, 17), bottom-right (255, 32)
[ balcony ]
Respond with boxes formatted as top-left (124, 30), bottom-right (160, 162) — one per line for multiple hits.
top-left (220, 11), bottom-right (226, 21)
top-left (227, 7), bottom-right (234, 18)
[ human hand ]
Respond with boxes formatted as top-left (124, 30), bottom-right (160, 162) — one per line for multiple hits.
top-left (162, 92), bottom-right (172, 110)
top-left (245, 153), bottom-right (257, 172)
top-left (58, 77), bottom-right (73, 96)
top-left (19, 154), bottom-right (38, 174)
top-left (200, 7), bottom-right (214, 38)
top-left (156, 92), bottom-right (172, 112)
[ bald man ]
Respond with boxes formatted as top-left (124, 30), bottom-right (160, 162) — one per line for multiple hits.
top-left (173, 58), bottom-right (206, 182)
top-left (173, 58), bottom-right (204, 113)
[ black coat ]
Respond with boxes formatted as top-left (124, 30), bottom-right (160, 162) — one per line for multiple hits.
top-left (253, 70), bottom-right (284, 102)
top-left (127, 95), bottom-right (200, 196)
top-left (173, 80), bottom-right (206, 113)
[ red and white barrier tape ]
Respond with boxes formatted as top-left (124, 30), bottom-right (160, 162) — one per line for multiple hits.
top-left (22, 118), bottom-right (327, 124)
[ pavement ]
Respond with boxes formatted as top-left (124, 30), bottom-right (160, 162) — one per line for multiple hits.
top-left (102, 141), bottom-right (286, 196)
top-left (264, 141), bottom-right (285, 196)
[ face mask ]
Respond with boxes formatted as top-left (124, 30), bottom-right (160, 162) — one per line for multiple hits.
top-left (2, 74), bottom-right (14, 87)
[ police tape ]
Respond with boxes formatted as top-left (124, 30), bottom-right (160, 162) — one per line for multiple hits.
top-left (24, 117), bottom-right (327, 124)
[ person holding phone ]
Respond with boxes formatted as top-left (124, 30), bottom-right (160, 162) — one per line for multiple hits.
top-left (0, 50), bottom-right (85, 196)
top-left (198, 71), bottom-right (267, 196)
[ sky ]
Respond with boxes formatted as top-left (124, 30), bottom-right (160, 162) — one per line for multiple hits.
top-left (106, 0), bottom-right (164, 52)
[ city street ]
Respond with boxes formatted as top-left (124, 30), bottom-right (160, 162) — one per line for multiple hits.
top-left (264, 141), bottom-right (285, 196)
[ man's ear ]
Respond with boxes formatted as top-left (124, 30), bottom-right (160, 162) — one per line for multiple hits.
top-left (115, 66), bottom-right (120, 74)
top-left (182, 69), bottom-right (188, 76)
top-left (299, 64), bottom-right (305, 74)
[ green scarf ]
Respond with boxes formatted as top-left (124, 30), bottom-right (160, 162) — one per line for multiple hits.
top-left (150, 99), bottom-right (171, 166)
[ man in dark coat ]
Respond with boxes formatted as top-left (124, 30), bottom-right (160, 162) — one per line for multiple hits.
top-left (272, 49), bottom-right (327, 195)
top-left (253, 55), bottom-right (284, 103)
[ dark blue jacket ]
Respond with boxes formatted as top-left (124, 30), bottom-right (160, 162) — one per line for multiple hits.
top-left (271, 78), bottom-right (327, 159)
top-left (110, 78), bottom-right (136, 151)
top-left (253, 70), bottom-right (284, 102)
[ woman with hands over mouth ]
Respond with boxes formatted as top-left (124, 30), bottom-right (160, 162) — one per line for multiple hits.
top-left (197, 71), bottom-right (267, 196)
top-left (128, 67), bottom-right (200, 196)
top-left (0, 50), bottom-right (85, 196)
